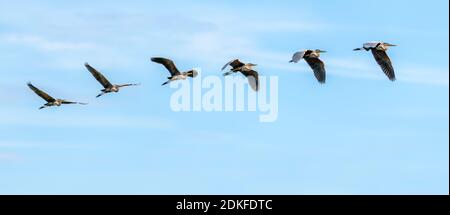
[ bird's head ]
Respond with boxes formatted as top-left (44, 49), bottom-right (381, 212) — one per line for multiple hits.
top-left (384, 43), bottom-right (397, 47)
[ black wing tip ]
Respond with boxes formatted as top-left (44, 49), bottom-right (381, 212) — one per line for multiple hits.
top-left (151, 57), bottom-right (168, 62)
top-left (84, 62), bottom-right (94, 70)
top-left (27, 82), bottom-right (36, 88)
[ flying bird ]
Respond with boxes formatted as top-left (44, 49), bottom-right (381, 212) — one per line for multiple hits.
top-left (222, 59), bottom-right (259, 91)
top-left (151, 57), bottom-right (198, 86)
top-left (27, 82), bottom-right (87, 109)
top-left (290, 49), bottom-right (327, 84)
top-left (354, 42), bottom-right (397, 81)
top-left (84, 63), bottom-right (139, 98)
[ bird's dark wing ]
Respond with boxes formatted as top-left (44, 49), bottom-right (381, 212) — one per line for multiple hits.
top-left (85, 63), bottom-right (114, 88)
top-left (371, 49), bottom-right (396, 81)
top-left (222, 59), bottom-right (245, 71)
top-left (304, 57), bottom-right (326, 84)
top-left (241, 70), bottom-right (259, 91)
top-left (27, 82), bottom-right (56, 102)
top-left (151, 57), bottom-right (181, 77)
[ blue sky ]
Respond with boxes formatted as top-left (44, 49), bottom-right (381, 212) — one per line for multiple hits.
top-left (0, 0), bottom-right (448, 194)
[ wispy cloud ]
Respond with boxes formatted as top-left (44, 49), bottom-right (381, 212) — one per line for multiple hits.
top-left (0, 110), bottom-right (176, 130)
top-left (0, 1), bottom-right (447, 87)
top-left (0, 33), bottom-right (97, 52)
top-left (0, 141), bottom-right (87, 149)
top-left (397, 66), bottom-right (449, 86)
top-left (0, 152), bottom-right (22, 162)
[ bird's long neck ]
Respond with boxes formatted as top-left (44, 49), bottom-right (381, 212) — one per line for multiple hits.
top-left (244, 64), bottom-right (254, 70)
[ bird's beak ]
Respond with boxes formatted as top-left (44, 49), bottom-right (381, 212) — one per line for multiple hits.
top-left (386, 43), bottom-right (397, 47)
top-left (320, 50), bottom-right (327, 53)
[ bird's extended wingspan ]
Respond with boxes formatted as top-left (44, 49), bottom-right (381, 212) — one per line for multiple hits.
top-left (222, 59), bottom-right (245, 71)
top-left (371, 49), bottom-right (396, 81)
top-left (27, 82), bottom-right (56, 102)
top-left (304, 57), bottom-right (326, 84)
top-left (151, 57), bottom-right (181, 77)
top-left (85, 63), bottom-right (114, 88)
top-left (241, 70), bottom-right (259, 91)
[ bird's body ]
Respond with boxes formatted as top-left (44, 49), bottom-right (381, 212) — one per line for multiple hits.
top-left (290, 49), bottom-right (327, 84)
top-left (354, 41), bottom-right (397, 81)
top-left (222, 59), bottom-right (259, 91)
top-left (84, 63), bottom-right (139, 97)
top-left (27, 82), bottom-right (87, 109)
top-left (151, 57), bottom-right (198, 86)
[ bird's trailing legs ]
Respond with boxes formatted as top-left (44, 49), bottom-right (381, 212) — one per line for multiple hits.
top-left (162, 80), bottom-right (171, 86)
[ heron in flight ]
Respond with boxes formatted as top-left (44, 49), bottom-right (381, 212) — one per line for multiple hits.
top-left (354, 42), bottom-right (397, 81)
top-left (84, 63), bottom-right (139, 98)
top-left (151, 57), bottom-right (198, 86)
top-left (27, 82), bottom-right (87, 109)
top-left (290, 49), bottom-right (327, 84)
top-left (222, 59), bottom-right (259, 91)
